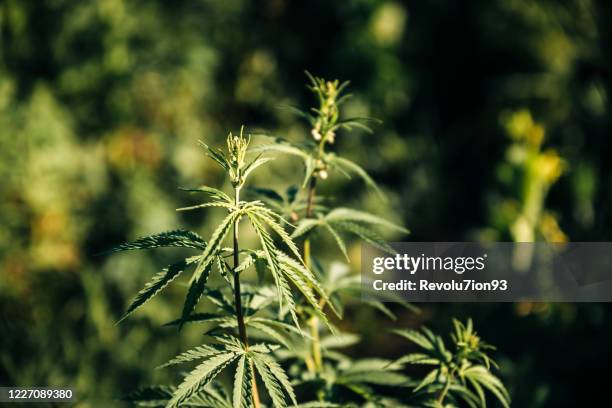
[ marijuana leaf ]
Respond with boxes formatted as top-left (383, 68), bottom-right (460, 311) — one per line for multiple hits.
top-left (233, 355), bottom-right (253, 408)
top-left (165, 349), bottom-right (239, 408)
top-left (101, 229), bottom-right (206, 253)
top-left (393, 320), bottom-right (510, 408)
top-left (118, 256), bottom-right (201, 323)
top-left (292, 207), bottom-right (409, 260)
top-left (323, 154), bottom-right (385, 200)
top-left (251, 351), bottom-right (297, 408)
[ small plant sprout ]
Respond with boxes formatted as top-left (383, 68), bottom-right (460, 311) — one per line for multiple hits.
top-left (393, 319), bottom-right (510, 408)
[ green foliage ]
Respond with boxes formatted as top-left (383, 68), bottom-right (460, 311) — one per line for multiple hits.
top-left (1, 2), bottom-right (607, 407)
top-left (292, 207), bottom-right (410, 259)
top-left (119, 257), bottom-right (198, 323)
top-left (277, 329), bottom-right (412, 406)
top-left (250, 74), bottom-right (419, 406)
top-left (104, 75), bottom-right (508, 408)
top-left (124, 385), bottom-right (233, 408)
top-left (106, 128), bottom-right (325, 407)
top-left (251, 74), bottom-right (382, 195)
top-left (394, 319), bottom-right (510, 408)
top-left (102, 230), bottom-right (207, 253)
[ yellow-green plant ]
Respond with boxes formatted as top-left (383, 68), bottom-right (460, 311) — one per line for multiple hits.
top-left (500, 109), bottom-right (567, 243)
top-left (250, 74), bottom-right (507, 407)
top-left (107, 74), bottom-right (508, 408)
top-left (393, 319), bottom-right (510, 408)
top-left (107, 128), bottom-right (331, 407)
top-left (251, 75), bottom-right (411, 401)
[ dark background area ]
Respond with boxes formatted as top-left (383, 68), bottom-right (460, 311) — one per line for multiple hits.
top-left (1, 0), bottom-right (612, 406)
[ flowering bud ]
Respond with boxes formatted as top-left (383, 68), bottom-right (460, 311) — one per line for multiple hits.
top-left (226, 126), bottom-right (250, 187)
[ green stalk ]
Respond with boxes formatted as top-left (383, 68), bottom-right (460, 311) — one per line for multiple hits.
top-left (304, 83), bottom-right (335, 376)
top-left (232, 186), bottom-right (261, 408)
top-left (233, 187), bottom-right (248, 345)
top-left (304, 175), bottom-right (324, 373)
top-left (436, 367), bottom-right (456, 405)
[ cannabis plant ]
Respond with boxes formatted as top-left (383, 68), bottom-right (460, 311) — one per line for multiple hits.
top-left (247, 73), bottom-right (416, 406)
top-left (248, 73), bottom-right (508, 407)
top-left (393, 319), bottom-right (510, 408)
top-left (106, 73), bottom-right (508, 408)
top-left (107, 128), bottom-right (331, 407)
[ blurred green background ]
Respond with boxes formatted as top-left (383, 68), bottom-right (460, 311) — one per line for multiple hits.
top-left (1, 0), bottom-right (612, 406)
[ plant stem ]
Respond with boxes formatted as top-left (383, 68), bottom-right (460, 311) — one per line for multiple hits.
top-left (232, 187), bottom-right (261, 408)
top-left (436, 368), bottom-right (455, 405)
top-left (249, 359), bottom-right (261, 408)
top-left (303, 176), bottom-right (324, 373)
top-left (305, 135), bottom-right (331, 375)
top-left (233, 187), bottom-right (248, 345)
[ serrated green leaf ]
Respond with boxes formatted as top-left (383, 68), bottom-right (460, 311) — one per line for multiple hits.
top-left (188, 384), bottom-right (233, 408)
top-left (251, 208), bottom-right (303, 262)
top-left (251, 352), bottom-right (296, 408)
top-left (158, 344), bottom-right (225, 369)
top-left (243, 156), bottom-right (274, 180)
top-left (166, 352), bottom-right (238, 408)
top-left (276, 251), bottom-right (339, 319)
top-left (325, 207), bottom-right (409, 234)
top-left (323, 222), bottom-right (349, 261)
top-left (178, 186), bottom-right (232, 203)
top-left (118, 258), bottom-right (196, 323)
top-left (248, 321), bottom-right (290, 347)
top-left (249, 317), bottom-right (306, 338)
top-left (233, 355), bottom-right (252, 408)
top-left (251, 354), bottom-right (286, 408)
top-left (466, 376), bottom-right (486, 408)
top-left (320, 333), bottom-right (360, 350)
top-left (163, 313), bottom-right (231, 327)
top-left (324, 154), bottom-right (385, 200)
top-left (364, 300), bottom-right (396, 320)
top-left (247, 343), bottom-right (280, 354)
top-left (101, 230), bottom-right (206, 254)
top-left (393, 329), bottom-right (435, 351)
top-left (449, 383), bottom-right (481, 408)
top-left (180, 259), bottom-right (215, 328)
top-left (414, 368), bottom-right (439, 392)
top-left (291, 218), bottom-right (321, 239)
top-left (333, 220), bottom-right (395, 254)
top-left (302, 156), bottom-right (316, 188)
top-left (276, 253), bottom-right (331, 329)
top-left (176, 201), bottom-right (236, 212)
top-left (394, 353), bottom-right (439, 366)
top-left (248, 140), bottom-right (310, 160)
top-left (464, 366), bottom-right (510, 408)
top-left (200, 212), bottom-right (238, 276)
top-left (246, 212), bottom-right (299, 327)
top-left (199, 141), bottom-right (230, 171)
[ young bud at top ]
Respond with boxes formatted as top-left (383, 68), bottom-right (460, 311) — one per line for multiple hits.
top-left (226, 126), bottom-right (250, 187)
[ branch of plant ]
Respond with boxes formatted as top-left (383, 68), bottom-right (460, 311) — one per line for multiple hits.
top-left (232, 186), bottom-right (261, 408)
